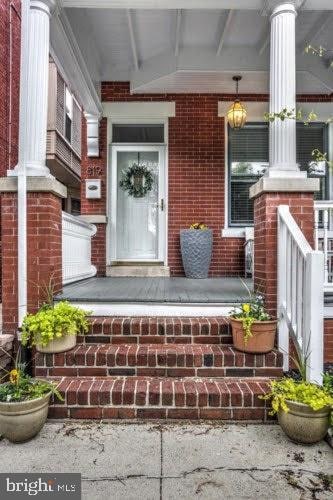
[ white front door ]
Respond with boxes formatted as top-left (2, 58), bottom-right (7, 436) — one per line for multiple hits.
top-left (110, 145), bottom-right (166, 262)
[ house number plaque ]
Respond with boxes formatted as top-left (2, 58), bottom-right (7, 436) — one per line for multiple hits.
top-left (86, 166), bottom-right (102, 177)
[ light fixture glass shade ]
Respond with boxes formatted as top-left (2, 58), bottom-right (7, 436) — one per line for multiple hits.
top-left (227, 99), bottom-right (247, 129)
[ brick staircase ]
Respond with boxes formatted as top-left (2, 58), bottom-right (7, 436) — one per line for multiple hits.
top-left (36, 317), bottom-right (283, 421)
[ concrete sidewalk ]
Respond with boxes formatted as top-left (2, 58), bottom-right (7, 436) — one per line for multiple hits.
top-left (0, 422), bottom-right (332, 500)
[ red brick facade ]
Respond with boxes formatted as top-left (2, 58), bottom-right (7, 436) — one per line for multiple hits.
top-left (81, 118), bottom-right (107, 275)
top-left (324, 319), bottom-right (333, 363)
top-left (81, 82), bottom-right (332, 277)
top-left (81, 82), bottom-right (264, 277)
top-left (0, 0), bottom-right (21, 176)
top-left (0, 0), bottom-right (21, 302)
top-left (253, 192), bottom-right (315, 315)
top-left (1, 192), bottom-right (63, 334)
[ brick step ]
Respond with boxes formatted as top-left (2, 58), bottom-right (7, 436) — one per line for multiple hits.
top-left (36, 344), bottom-right (283, 378)
top-left (48, 376), bottom-right (273, 421)
top-left (81, 316), bottom-right (232, 344)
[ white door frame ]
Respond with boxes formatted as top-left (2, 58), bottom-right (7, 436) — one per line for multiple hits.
top-left (109, 144), bottom-right (167, 263)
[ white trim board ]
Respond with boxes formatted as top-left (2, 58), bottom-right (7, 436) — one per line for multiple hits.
top-left (103, 102), bottom-right (175, 120)
top-left (68, 302), bottom-right (235, 317)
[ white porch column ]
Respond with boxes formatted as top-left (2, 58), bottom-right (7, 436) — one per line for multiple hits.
top-left (11, 0), bottom-right (55, 177)
top-left (268, 1), bottom-right (304, 177)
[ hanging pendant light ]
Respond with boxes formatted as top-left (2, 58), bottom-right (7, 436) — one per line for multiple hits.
top-left (227, 76), bottom-right (247, 129)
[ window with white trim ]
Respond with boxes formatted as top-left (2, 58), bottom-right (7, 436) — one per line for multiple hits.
top-left (228, 122), bottom-right (328, 226)
top-left (65, 87), bottom-right (73, 143)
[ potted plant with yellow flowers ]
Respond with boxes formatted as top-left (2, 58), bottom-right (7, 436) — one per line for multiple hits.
top-left (180, 223), bottom-right (213, 278)
top-left (0, 349), bottom-right (62, 442)
top-left (230, 294), bottom-right (277, 353)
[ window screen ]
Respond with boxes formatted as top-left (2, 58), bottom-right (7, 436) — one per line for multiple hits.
top-left (112, 124), bottom-right (164, 143)
top-left (228, 122), bottom-right (328, 226)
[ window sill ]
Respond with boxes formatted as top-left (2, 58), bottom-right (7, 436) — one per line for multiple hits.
top-left (221, 227), bottom-right (254, 238)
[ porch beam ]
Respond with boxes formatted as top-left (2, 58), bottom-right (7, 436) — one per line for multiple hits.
top-left (174, 9), bottom-right (182, 57)
top-left (127, 9), bottom-right (139, 71)
top-left (61, 0), bottom-right (333, 10)
top-left (216, 10), bottom-right (234, 56)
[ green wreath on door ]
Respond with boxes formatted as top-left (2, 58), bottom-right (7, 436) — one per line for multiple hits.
top-left (119, 163), bottom-right (154, 198)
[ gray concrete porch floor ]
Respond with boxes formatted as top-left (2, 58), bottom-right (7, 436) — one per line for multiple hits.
top-left (57, 277), bottom-right (253, 304)
top-left (0, 422), bottom-right (332, 500)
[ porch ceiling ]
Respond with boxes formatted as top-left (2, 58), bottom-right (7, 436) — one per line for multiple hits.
top-left (62, 6), bottom-right (333, 94)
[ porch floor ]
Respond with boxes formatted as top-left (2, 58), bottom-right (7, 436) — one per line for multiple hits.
top-left (57, 277), bottom-right (253, 304)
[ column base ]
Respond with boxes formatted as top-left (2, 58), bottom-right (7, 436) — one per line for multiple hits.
top-left (8, 163), bottom-right (53, 178)
top-left (249, 176), bottom-right (320, 199)
top-left (264, 169), bottom-right (307, 179)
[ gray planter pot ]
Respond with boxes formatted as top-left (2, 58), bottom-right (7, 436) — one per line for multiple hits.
top-left (180, 229), bottom-right (213, 278)
top-left (0, 391), bottom-right (51, 443)
top-left (278, 400), bottom-right (331, 444)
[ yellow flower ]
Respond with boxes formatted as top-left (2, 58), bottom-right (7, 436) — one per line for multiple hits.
top-left (242, 303), bottom-right (250, 314)
top-left (9, 369), bottom-right (19, 384)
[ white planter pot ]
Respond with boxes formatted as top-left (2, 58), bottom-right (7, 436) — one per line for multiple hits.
top-left (36, 334), bottom-right (76, 354)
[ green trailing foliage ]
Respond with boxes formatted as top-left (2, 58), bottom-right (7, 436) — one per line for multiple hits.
top-left (230, 293), bottom-right (271, 344)
top-left (261, 378), bottom-right (333, 417)
top-left (21, 301), bottom-right (90, 347)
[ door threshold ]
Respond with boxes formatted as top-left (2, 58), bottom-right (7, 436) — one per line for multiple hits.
top-left (111, 261), bottom-right (164, 267)
top-left (106, 264), bottom-right (170, 277)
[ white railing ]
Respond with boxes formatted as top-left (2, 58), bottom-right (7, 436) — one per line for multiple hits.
top-left (314, 200), bottom-right (333, 291)
top-left (278, 205), bottom-right (324, 384)
top-left (62, 212), bottom-right (97, 285)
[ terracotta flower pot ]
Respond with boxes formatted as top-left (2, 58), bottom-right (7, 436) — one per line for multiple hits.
top-left (0, 392), bottom-right (51, 443)
top-left (36, 334), bottom-right (76, 354)
top-left (230, 318), bottom-right (277, 353)
top-left (278, 400), bottom-right (331, 444)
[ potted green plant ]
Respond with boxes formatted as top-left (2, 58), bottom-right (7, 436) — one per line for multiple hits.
top-left (180, 223), bottom-right (213, 278)
top-left (21, 301), bottom-right (90, 354)
top-left (230, 294), bottom-right (277, 353)
top-left (261, 378), bottom-right (333, 444)
top-left (0, 350), bottom-right (62, 442)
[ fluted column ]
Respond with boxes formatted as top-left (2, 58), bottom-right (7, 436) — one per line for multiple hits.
top-left (12, 0), bottom-right (55, 177)
top-left (268, 1), bottom-right (304, 177)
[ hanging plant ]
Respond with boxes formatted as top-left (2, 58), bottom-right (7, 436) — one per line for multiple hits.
top-left (119, 163), bottom-right (154, 198)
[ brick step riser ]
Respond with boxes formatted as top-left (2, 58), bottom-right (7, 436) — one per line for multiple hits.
top-left (35, 347), bottom-right (283, 379)
top-left (37, 366), bottom-right (283, 378)
top-left (89, 317), bottom-right (231, 337)
top-left (79, 334), bottom-right (233, 345)
top-left (49, 406), bottom-right (271, 421)
top-left (48, 377), bottom-right (273, 421)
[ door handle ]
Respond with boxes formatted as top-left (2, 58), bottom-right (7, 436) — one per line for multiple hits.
top-left (156, 199), bottom-right (164, 211)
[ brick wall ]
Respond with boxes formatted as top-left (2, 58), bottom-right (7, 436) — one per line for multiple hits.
top-left (81, 117), bottom-right (107, 275)
top-left (324, 319), bottom-right (333, 363)
top-left (1, 192), bottom-right (62, 335)
top-left (94, 83), bottom-right (331, 276)
top-left (0, 0), bottom-right (21, 302)
top-left (86, 82), bottom-right (264, 276)
top-left (253, 192), bottom-right (314, 315)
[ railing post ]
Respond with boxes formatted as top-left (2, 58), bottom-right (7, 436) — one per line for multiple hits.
top-left (277, 206), bottom-right (289, 372)
top-left (304, 251), bottom-right (324, 384)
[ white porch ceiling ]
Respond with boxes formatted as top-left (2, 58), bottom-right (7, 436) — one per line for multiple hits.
top-left (62, 6), bottom-right (333, 95)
